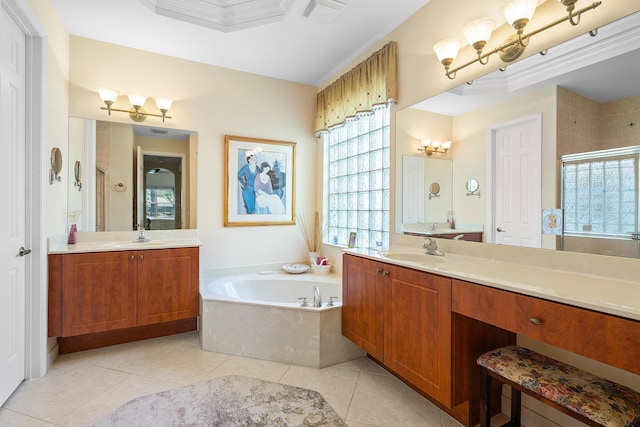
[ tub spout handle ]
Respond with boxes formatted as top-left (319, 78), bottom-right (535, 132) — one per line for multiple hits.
top-left (327, 296), bottom-right (339, 307)
top-left (298, 297), bottom-right (308, 307)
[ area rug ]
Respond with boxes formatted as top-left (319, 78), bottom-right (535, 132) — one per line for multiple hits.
top-left (93, 375), bottom-right (346, 426)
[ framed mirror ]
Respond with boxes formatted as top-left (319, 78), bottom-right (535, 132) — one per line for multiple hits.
top-left (395, 11), bottom-right (640, 258)
top-left (429, 182), bottom-right (440, 199)
top-left (67, 118), bottom-right (198, 232)
top-left (466, 179), bottom-right (480, 197)
top-left (50, 147), bottom-right (62, 184)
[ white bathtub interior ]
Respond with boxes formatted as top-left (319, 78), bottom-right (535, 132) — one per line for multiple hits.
top-left (199, 272), bottom-right (365, 368)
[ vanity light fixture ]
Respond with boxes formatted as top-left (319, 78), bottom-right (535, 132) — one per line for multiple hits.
top-left (418, 139), bottom-right (452, 157)
top-left (98, 89), bottom-right (173, 122)
top-left (433, 0), bottom-right (601, 79)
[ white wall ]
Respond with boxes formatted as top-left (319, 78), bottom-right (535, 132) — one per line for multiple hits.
top-left (66, 37), bottom-right (319, 270)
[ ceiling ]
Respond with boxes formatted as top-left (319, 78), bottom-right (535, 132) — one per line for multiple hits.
top-left (50, 0), bottom-right (432, 86)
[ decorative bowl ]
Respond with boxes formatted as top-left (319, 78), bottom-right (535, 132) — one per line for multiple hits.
top-left (282, 264), bottom-right (310, 274)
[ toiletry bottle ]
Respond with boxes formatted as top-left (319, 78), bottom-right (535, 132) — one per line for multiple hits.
top-left (450, 217), bottom-right (456, 230)
top-left (68, 224), bottom-right (77, 244)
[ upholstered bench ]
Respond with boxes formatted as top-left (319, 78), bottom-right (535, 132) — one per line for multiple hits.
top-left (477, 346), bottom-right (640, 427)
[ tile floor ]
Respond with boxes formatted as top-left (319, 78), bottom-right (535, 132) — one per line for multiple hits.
top-left (0, 332), bottom-right (508, 426)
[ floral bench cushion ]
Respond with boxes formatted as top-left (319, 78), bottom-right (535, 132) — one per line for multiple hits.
top-left (477, 346), bottom-right (640, 427)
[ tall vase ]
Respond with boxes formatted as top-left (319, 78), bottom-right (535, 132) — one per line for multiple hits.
top-left (309, 251), bottom-right (319, 265)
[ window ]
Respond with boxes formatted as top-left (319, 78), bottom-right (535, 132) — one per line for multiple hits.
top-left (146, 187), bottom-right (176, 219)
top-left (562, 147), bottom-right (639, 237)
top-left (324, 105), bottom-right (390, 249)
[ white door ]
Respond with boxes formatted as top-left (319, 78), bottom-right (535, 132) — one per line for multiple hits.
top-left (490, 114), bottom-right (542, 247)
top-left (402, 155), bottom-right (425, 224)
top-left (0, 5), bottom-right (27, 404)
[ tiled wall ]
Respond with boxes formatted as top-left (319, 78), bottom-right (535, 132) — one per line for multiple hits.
top-left (557, 88), bottom-right (640, 258)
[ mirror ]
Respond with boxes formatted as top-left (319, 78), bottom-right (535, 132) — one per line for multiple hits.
top-left (395, 12), bottom-right (640, 258)
top-left (429, 182), bottom-right (440, 199)
top-left (67, 118), bottom-right (198, 232)
top-left (50, 147), bottom-right (62, 184)
top-left (73, 161), bottom-right (82, 191)
top-left (466, 179), bottom-right (480, 197)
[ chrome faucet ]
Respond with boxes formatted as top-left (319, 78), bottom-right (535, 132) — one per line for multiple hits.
top-left (313, 286), bottom-right (322, 307)
top-left (422, 238), bottom-right (444, 256)
top-left (135, 225), bottom-right (150, 243)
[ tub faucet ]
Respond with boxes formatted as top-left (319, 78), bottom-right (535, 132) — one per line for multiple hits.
top-left (422, 238), bottom-right (444, 256)
top-left (313, 286), bottom-right (322, 307)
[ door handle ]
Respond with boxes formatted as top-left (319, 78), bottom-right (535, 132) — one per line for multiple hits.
top-left (496, 227), bottom-right (506, 232)
top-left (18, 247), bottom-right (32, 256)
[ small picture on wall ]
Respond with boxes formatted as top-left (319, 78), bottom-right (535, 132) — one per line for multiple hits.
top-left (348, 232), bottom-right (357, 248)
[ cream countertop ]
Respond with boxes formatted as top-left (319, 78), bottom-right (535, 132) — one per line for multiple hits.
top-left (48, 230), bottom-right (202, 254)
top-left (402, 223), bottom-right (483, 235)
top-left (344, 243), bottom-right (640, 322)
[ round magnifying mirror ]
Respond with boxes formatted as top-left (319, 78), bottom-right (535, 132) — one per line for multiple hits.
top-left (50, 147), bottom-right (62, 174)
top-left (430, 182), bottom-right (440, 195)
top-left (74, 160), bottom-right (82, 181)
top-left (466, 178), bottom-right (479, 193)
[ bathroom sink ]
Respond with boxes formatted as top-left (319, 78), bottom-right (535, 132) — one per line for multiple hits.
top-left (102, 240), bottom-right (172, 248)
top-left (381, 251), bottom-right (446, 264)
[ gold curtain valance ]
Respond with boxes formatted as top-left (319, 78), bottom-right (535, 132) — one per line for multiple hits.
top-left (314, 41), bottom-right (397, 134)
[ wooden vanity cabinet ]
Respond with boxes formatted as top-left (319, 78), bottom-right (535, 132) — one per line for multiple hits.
top-left (342, 254), bottom-right (384, 360)
top-left (342, 253), bottom-right (514, 426)
top-left (49, 247), bottom-right (199, 351)
top-left (60, 251), bottom-right (137, 336)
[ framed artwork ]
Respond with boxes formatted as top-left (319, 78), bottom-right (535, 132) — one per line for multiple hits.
top-left (224, 135), bottom-right (296, 226)
top-left (348, 232), bottom-right (357, 248)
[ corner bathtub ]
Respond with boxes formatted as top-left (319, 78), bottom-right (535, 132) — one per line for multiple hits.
top-left (199, 271), bottom-right (365, 368)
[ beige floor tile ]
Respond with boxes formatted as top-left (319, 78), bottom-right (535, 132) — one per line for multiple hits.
top-left (56, 374), bottom-right (179, 427)
top-left (346, 372), bottom-right (441, 427)
top-left (331, 356), bottom-right (366, 372)
top-left (345, 420), bottom-right (378, 427)
top-left (0, 408), bottom-right (57, 426)
top-left (360, 357), bottom-right (392, 376)
top-left (204, 354), bottom-right (291, 383)
top-left (3, 365), bottom-right (128, 422)
top-left (279, 364), bottom-right (360, 419)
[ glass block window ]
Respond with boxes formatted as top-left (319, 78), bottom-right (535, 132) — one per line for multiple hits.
top-left (325, 105), bottom-right (390, 250)
top-left (562, 149), bottom-right (639, 236)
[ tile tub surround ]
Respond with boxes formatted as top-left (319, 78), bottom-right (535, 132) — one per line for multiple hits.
top-left (200, 272), bottom-right (365, 368)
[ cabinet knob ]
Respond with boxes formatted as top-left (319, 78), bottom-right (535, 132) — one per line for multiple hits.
top-left (528, 317), bottom-right (542, 326)
top-left (376, 268), bottom-right (382, 274)
top-left (140, 254), bottom-right (144, 260)
top-left (382, 270), bottom-right (390, 276)
top-left (130, 255), bottom-right (134, 260)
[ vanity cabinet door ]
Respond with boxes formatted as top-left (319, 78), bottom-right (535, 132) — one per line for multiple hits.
top-left (383, 266), bottom-right (452, 406)
top-left (137, 247), bottom-right (199, 325)
top-left (61, 251), bottom-right (137, 336)
top-left (342, 254), bottom-right (384, 360)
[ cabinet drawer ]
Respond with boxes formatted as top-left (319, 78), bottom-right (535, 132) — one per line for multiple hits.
top-left (452, 279), bottom-right (640, 375)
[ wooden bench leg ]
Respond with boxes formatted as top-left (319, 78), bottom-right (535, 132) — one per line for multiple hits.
top-left (509, 388), bottom-right (521, 427)
top-left (480, 366), bottom-right (491, 427)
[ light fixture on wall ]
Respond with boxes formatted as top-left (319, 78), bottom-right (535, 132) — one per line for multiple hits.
top-left (433, 0), bottom-right (602, 79)
top-left (98, 89), bottom-right (173, 122)
top-left (418, 139), bottom-right (452, 157)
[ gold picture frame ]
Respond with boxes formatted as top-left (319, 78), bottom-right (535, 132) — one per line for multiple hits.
top-left (224, 135), bottom-right (296, 226)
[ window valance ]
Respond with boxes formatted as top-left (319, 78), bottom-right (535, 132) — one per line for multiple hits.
top-left (314, 41), bottom-right (397, 135)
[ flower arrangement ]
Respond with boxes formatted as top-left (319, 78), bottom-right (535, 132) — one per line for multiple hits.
top-left (297, 211), bottom-right (322, 253)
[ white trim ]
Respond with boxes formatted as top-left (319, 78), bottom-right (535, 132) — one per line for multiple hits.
top-left (2, 0), bottom-right (48, 379)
